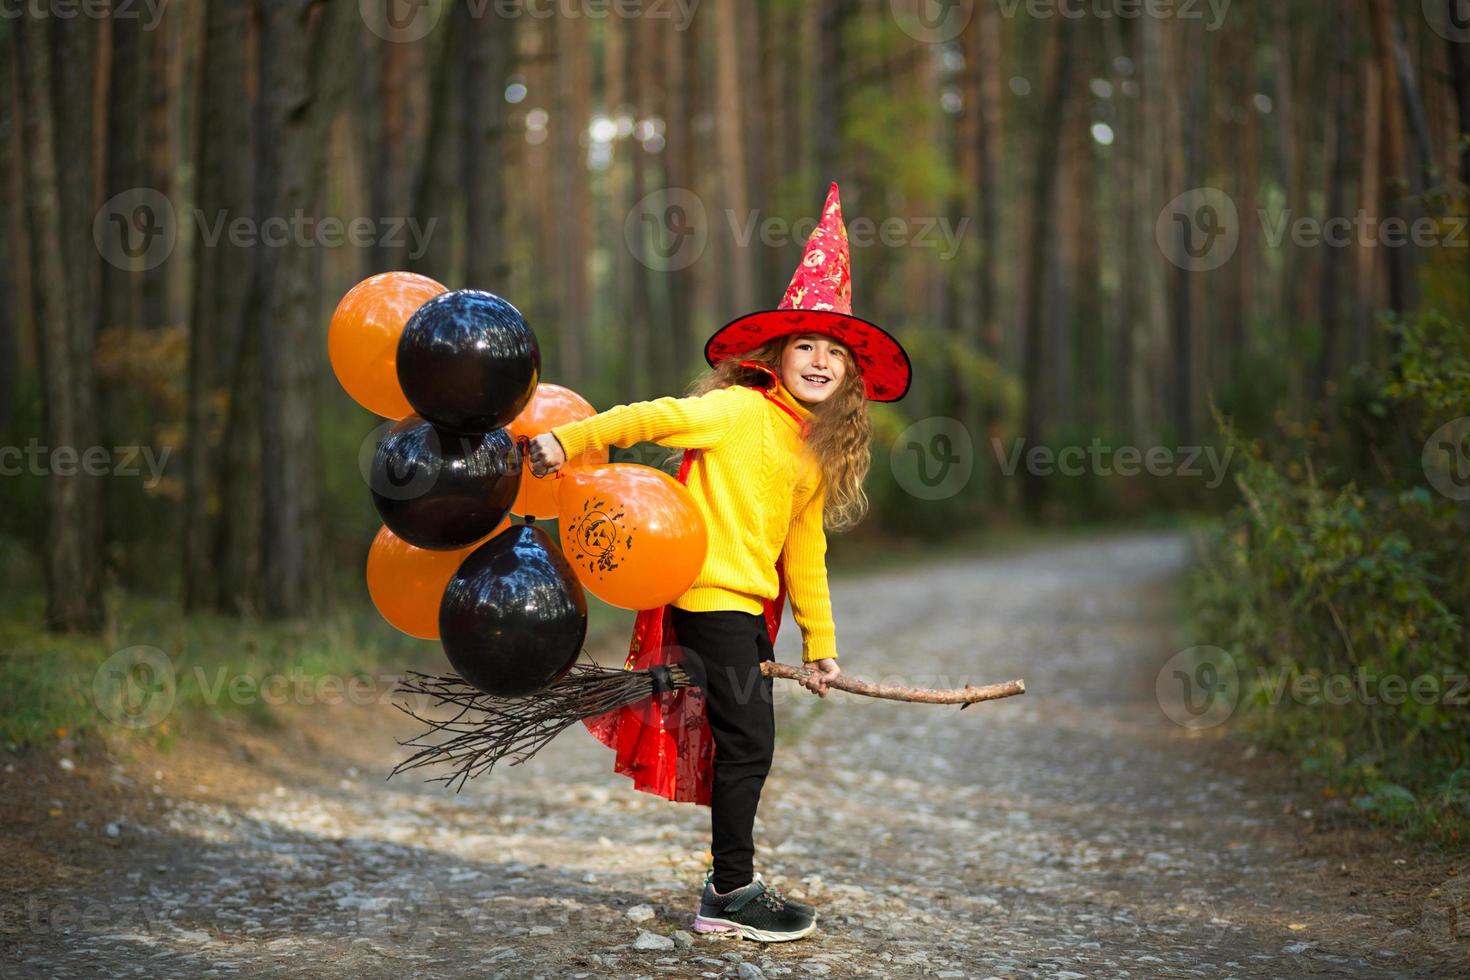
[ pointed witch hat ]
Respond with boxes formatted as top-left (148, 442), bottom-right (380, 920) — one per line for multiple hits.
top-left (703, 181), bottom-right (912, 402)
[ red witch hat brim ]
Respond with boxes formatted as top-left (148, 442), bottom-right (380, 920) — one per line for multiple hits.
top-left (704, 309), bottom-right (913, 403)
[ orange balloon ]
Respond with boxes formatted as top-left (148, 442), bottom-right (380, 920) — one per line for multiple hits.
top-left (329, 272), bottom-right (447, 418)
top-left (366, 518), bottom-right (511, 639)
top-left (556, 464), bottom-right (708, 610)
top-left (507, 383), bottom-right (604, 518)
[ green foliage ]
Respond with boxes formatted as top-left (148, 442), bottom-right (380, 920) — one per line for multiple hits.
top-left (0, 576), bottom-right (635, 751)
top-left (1186, 307), bottom-right (1470, 844)
top-left (859, 328), bottom-right (1017, 538)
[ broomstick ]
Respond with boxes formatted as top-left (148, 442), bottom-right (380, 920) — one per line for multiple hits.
top-left (389, 659), bottom-right (1025, 792)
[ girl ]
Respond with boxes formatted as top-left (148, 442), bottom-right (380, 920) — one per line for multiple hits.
top-left (527, 182), bottom-right (911, 942)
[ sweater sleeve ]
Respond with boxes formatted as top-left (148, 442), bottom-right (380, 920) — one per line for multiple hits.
top-left (547, 386), bottom-right (754, 460)
top-left (782, 482), bottom-right (837, 663)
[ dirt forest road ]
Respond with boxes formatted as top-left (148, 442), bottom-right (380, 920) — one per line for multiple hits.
top-left (5, 531), bottom-right (1466, 979)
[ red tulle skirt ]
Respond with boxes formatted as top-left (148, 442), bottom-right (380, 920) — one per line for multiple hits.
top-left (580, 547), bottom-right (787, 806)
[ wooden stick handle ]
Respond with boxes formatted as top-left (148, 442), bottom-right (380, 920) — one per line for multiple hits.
top-left (759, 661), bottom-right (1025, 706)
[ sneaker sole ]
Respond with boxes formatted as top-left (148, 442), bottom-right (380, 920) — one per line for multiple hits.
top-left (693, 913), bottom-right (817, 942)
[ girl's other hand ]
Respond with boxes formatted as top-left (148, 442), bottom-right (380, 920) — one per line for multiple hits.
top-left (527, 433), bottom-right (568, 477)
top-left (801, 659), bottom-right (840, 697)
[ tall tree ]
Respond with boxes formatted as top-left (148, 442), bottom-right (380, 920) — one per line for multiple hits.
top-left (713, 0), bottom-right (754, 315)
top-left (183, 0), bottom-right (258, 611)
top-left (462, 2), bottom-right (514, 290)
top-left (19, 16), bottom-right (105, 631)
top-left (255, 0), bottom-right (358, 617)
top-left (1020, 15), bottom-right (1074, 518)
top-left (551, 12), bottom-right (591, 384)
top-left (0, 18), bottom-right (17, 436)
top-left (1366, 0), bottom-right (1412, 315)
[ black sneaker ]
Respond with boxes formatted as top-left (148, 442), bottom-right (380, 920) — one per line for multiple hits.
top-left (694, 872), bottom-right (817, 942)
top-left (701, 869), bottom-right (815, 917)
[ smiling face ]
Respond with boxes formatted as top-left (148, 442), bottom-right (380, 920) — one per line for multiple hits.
top-left (780, 333), bottom-right (849, 406)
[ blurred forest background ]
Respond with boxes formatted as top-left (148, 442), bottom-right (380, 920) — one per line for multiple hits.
top-left (2, 2), bottom-right (1468, 834)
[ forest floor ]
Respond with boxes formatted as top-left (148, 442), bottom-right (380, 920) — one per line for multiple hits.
top-left (2, 530), bottom-right (1465, 979)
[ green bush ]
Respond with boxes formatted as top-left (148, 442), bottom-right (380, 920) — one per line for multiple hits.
top-left (1186, 307), bottom-right (1470, 844)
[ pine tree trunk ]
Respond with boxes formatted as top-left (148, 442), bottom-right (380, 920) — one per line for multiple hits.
top-left (184, 0), bottom-right (257, 610)
top-left (714, 0), bottom-right (753, 314)
top-left (463, 4), bottom-right (513, 290)
top-left (1020, 16), bottom-right (1073, 519)
top-left (19, 16), bottom-right (105, 632)
top-left (255, 0), bottom-right (356, 617)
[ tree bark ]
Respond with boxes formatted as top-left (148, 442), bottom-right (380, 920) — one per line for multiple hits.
top-left (0, 18), bottom-right (17, 436)
top-left (409, 15), bottom-right (460, 280)
top-left (19, 16), bottom-right (105, 632)
top-left (1366, 0), bottom-right (1412, 315)
top-left (662, 12), bottom-right (697, 378)
top-left (255, 0), bottom-right (357, 617)
top-left (1020, 16), bottom-right (1073, 519)
top-left (184, 0), bottom-right (257, 610)
top-left (713, 0), bottom-right (753, 315)
top-left (551, 13), bottom-right (590, 384)
top-left (463, 2), bottom-right (513, 291)
top-left (1313, 22), bottom-right (1350, 404)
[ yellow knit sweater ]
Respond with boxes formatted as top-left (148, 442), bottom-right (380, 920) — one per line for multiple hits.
top-left (548, 381), bottom-right (837, 663)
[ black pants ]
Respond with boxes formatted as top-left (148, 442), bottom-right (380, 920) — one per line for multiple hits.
top-left (669, 607), bottom-right (775, 894)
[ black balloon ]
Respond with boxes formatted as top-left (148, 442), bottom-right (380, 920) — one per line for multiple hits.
top-left (439, 523), bottom-right (588, 697)
top-left (370, 416), bottom-right (520, 550)
top-left (396, 289), bottom-right (540, 432)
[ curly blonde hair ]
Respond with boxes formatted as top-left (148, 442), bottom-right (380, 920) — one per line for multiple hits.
top-left (677, 334), bottom-right (873, 532)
